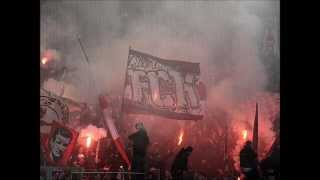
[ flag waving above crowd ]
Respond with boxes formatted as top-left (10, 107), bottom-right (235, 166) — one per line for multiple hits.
top-left (123, 48), bottom-right (204, 120)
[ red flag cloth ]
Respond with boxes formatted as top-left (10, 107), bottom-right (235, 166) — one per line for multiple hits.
top-left (102, 108), bottom-right (131, 168)
top-left (99, 95), bottom-right (131, 168)
top-left (40, 121), bottom-right (79, 166)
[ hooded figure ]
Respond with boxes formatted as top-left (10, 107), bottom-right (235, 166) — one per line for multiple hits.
top-left (128, 122), bottom-right (150, 180)
top-left (171, 146), bottom-right (193, 180)
top-left (240, 141), bottom-right (260, 180)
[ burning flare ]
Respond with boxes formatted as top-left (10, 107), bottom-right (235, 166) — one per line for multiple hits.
top-left (86, 135), bottom-right (92, 148)
top-left (177, 130), bottom-right (184, 146)
top-left (78, 124), bottom-right (107, 148)
top-left (41, 57), bottom-right (48, 65)
top-left (242, 129), bottom-right (248, 140)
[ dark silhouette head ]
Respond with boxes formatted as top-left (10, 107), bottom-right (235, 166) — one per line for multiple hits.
top-left (135, 122), bottom-right (144, 130)
top-left (185, 146), bottom-right (193, 156)
top-left (185, 146), bottom-right (193, 152)
top-left (244, 141), bottom-right (253, 149)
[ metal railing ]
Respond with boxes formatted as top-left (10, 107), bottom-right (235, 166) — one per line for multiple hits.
top-left (42, 166), bottom-right (278, 180)
top-left (70, 170), bottom-right (160, 180)
top-left (40, 166), bottom-right (84, 180)
top-left (71, 171), bottom-right (143, 180)
top-left (41, 166), bottom-right (161, 180)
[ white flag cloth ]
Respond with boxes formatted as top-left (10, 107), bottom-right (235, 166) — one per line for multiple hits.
top-left (102, 108), bottom-right (131, 168)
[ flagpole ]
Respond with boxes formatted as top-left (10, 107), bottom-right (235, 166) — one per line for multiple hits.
top-left (119, 46), bottom-right (131, 123)
top-left (77, 36), bottom-right (98, 103)
top-left (252, 103), bottom-right (259, 153)
top-left (77, 37), bottom-right (90, 64)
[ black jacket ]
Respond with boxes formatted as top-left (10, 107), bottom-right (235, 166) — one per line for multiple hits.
top-left (240, 146), bottom-right (258, 168)
top-left (129, 129), bottom-right (150, 156)
top-left (171, 148), bottom-right (190, 174)
top-left (260, 146), bottom-right (280, 172)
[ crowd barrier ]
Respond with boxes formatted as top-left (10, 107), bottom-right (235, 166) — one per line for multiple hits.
top-left (40, 166), bottom-right (278, 180)
top-left (40, 166), bottom-right (160, 180)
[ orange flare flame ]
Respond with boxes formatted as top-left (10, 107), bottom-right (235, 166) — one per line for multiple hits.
top-left (242, 129), bottom-right (248, 140)
top-left (86, 136), bottom-right (92, 148)
top-left (177, 130), bottom-right (184, 146)
top-left (41, 57), bottom-right (48, 65)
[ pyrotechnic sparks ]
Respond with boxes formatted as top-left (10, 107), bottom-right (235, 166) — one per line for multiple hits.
top-left (177, 130), bottom-right (184, 146)
top-left (86, 135), bottom-right (92, 148)
top-left (242, 129), bottom-right (248, 140)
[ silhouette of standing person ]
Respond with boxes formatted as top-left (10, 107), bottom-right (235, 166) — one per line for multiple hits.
top-left (171, 146), bottom-right (193, 180)
top-left (240, 141), bottom-right (260, 180)
top-left (129, 122), bottom-right (150, 180)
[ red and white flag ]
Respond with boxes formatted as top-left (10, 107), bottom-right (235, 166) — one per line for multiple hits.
top-left (99, 95), bottom-right (131, 168)
top-left (123, 48), bottom-right (204, 120)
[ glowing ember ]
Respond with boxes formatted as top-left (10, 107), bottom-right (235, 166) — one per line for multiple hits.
top-left (237, 177), bottom-right (241, 180)
top-left (86, 136), bottom-right (92, 148)
top-left (177, 130), bottom-right (184, 146)
top-left (41, 57), bottom-right (48, 65)
top-left (242, 129), bottom-right (248, 140)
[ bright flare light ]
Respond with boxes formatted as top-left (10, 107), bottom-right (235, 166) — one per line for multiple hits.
top-left (177, 130), bottom-right (184, 146)
top-left (86, 135), bottom-right (92, 148)
top-left (41, 57), bottom-right (48, 65)
top-left (242, 129), bottom-right (248, 140)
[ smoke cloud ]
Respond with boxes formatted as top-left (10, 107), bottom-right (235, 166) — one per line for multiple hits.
top-left (41, 0), bottom-right (279, 173)
top-left (41, 1), bottom-right (279, 101)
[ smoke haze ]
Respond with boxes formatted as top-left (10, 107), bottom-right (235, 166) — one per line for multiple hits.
top-left (41, 0), bottom-right (280, 173)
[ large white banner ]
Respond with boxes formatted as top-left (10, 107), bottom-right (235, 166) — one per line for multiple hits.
top-left (124, 49), bottom-right (204, 120)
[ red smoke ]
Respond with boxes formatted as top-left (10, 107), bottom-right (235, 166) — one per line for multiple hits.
top-left (119, 91), bottom-right (279, 175)
top-left (230, 92), bottom-right (280, 171)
